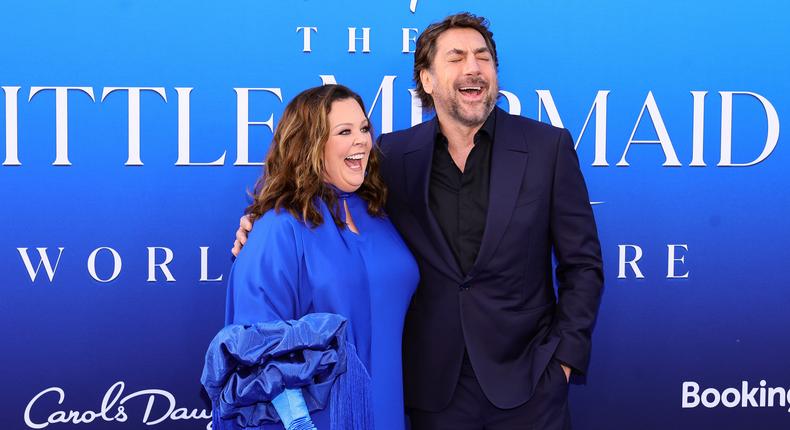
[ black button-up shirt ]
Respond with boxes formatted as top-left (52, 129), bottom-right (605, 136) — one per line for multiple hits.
top-left (429, 109), bottom-right (496, 276)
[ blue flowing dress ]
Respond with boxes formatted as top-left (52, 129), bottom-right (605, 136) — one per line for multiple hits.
top-left (214, 191), bottom-right (418, 430)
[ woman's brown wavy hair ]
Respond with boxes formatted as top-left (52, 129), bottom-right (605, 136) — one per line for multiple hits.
top-left (245, 84), bottom-right (387, 228)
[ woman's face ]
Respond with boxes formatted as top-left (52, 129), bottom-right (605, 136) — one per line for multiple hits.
top-left (323, 98), bottom-right (372, 193)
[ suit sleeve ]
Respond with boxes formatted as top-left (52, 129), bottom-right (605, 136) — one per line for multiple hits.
top-left (549, 129), bottom-right (604, 375)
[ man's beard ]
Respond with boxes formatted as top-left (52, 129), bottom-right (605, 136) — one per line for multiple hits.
top-left (449, 92), bottom-right (496, 127)
top-left (438, 78), bottom-right (497, 127)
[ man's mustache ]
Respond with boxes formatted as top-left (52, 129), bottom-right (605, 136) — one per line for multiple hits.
top-left (455, 77), bottom-right (489, 88)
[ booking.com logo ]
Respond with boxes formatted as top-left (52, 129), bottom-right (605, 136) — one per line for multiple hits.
top-left (682, 381), bottom-right (790, 412)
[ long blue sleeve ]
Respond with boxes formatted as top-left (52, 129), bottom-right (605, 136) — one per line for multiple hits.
top-left (204, 212), bottom-right (328, 429)
top-left (225, 211), bottom-right (311, 326)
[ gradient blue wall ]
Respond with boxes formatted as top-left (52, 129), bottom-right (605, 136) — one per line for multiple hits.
top-left (1, 1), bottom-right (788, 429)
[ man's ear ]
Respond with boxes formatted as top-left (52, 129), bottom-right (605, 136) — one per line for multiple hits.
top-left (420, 68), bottom-right (433, 95)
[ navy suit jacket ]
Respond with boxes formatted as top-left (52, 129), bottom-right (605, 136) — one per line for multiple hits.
top-left (378, 107), bottom-right (604, 411)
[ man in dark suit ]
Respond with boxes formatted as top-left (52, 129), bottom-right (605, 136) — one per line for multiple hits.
top-left (234, 12), bottom-right (603, 430)
top-left (379, 13), bottom-right (603, 429)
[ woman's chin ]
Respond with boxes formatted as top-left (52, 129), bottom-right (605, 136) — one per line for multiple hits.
top-left (329, 178), bottom-right (363, 193)
top-left (344, 174), bottom-right (366, 190)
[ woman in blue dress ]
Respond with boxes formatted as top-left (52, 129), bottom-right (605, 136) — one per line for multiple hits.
top-left (201, 84), bottom-right (419, 430)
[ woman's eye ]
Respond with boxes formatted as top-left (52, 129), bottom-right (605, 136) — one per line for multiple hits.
top-left (339, 129), bottom-right (351, 135)
top-left (361, 126), bottom-right (370, 133)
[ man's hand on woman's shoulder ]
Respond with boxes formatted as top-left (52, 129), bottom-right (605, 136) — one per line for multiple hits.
top-left (232, 214), bottom-right (253, 257)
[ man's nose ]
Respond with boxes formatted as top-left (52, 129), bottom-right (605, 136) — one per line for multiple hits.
top-left (463, 55), bottom-right (482, 74)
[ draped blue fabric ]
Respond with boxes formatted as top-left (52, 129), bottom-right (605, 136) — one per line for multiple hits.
top-left (204, 191), bottom-right (419, 430)
top-left (201, 314), bottom-right (348, 428)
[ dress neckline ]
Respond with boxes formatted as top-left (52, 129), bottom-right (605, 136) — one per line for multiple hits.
top-left (325, 183), bottom-right (356, 200)
top-left (324, 183), bottom-right (366, 241)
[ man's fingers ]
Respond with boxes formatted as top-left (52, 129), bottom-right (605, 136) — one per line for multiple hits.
top-left (235, 228), bottom-right (247, 245)
top-left (232, 214), bottom-right (252, 258)
top-left (240, 214), bottom-right (252, 232)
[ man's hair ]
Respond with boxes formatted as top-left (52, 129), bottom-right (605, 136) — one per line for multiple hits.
top-left (246, 84), bottom-right (387, 228)
top-left (413, 12), bottom-right (499, 109)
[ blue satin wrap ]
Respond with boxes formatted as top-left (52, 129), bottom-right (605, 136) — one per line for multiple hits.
top-left (201, 313), bottom-right (349, 429)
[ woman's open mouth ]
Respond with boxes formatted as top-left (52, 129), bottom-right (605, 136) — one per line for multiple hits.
top-left (344, 153), bottom-right (365, 171)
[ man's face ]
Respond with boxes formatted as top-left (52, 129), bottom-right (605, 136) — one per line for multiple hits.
top-left (421, 27), bottom-right (498, 128)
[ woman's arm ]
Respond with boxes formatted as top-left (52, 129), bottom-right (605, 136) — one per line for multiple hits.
top-left (225, 212), bottom-right (309, 325)
top-left (272, 389), bottom-right (317, 430)
top-left (208, 212), bottom-right (322, 429)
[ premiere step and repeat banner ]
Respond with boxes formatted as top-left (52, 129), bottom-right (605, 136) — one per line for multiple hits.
top-left (1, 1), bottom-right (788, 429)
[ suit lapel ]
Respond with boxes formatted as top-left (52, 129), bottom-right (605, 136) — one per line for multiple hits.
top-left (468, 108), bottom-right (529, 278)
top-left (403, 118), bottom-right (464, 282)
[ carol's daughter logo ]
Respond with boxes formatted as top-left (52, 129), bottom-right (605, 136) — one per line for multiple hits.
top-left (24, 381), bottom-right (212, 429)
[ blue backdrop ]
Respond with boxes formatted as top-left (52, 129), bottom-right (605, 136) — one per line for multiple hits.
top-left (2, 1), bottom-right (788, 429)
